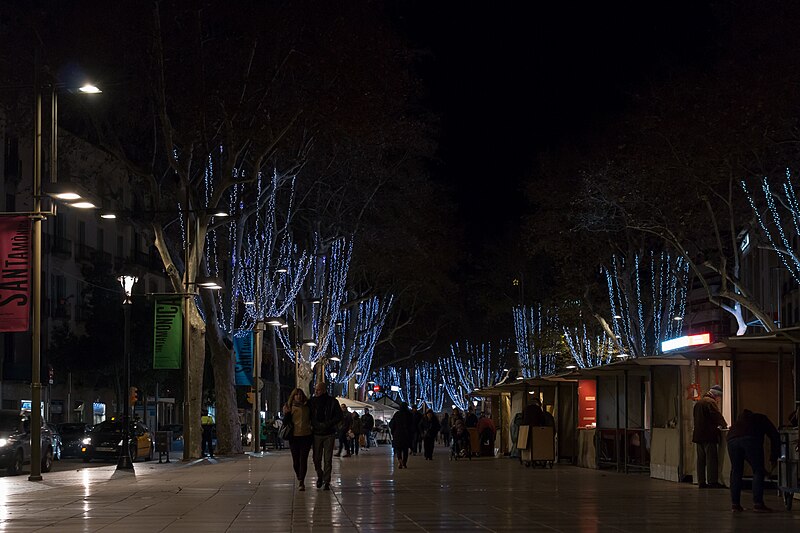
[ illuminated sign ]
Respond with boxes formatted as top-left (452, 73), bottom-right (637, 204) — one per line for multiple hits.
top-left (661, 333), bottom-right (711, 353)
top-left (373, 385), bottom-right (380, 392)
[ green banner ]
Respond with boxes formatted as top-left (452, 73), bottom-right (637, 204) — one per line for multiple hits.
top-left (153, 296), bottom-right (183, 369)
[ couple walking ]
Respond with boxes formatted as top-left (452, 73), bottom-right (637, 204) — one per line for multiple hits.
top-left (282, 382), bottom-right (342, 491)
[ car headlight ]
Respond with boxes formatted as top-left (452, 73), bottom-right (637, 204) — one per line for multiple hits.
top-left (82, 437), bottom-right (92, 445)
top-left (0, 438), bottom-right (7, 447)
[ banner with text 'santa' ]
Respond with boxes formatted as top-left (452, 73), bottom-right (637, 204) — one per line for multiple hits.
top-left (0, 216), bottom-right (31, 333)
top-left (234, 331), bottom-right (254, 386)
top-left (153, 295), bottom-right (183, 369)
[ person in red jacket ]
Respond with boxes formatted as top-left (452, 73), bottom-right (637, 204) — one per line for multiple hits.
top-left (692, 384), bottom-right (727, 488)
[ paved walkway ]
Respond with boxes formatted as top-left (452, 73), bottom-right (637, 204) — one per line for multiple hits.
top-left (0, 445), bottom-right (797, 532)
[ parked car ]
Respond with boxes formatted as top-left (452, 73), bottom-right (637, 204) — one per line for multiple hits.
top-left (81, 418), bottom-right (154, 463)
top-left (0, 410), bottom-right (55, 475)
top-left (57, 422), bottom-right (88, 458)
top-left (45, 423), bottom-right (62, 460)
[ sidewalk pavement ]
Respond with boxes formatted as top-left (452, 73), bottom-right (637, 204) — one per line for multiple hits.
top-left (0, 445), bottom-right (797, 532)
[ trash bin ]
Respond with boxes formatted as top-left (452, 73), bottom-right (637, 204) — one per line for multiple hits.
top-left (155, 431), bottom-right (172, 463)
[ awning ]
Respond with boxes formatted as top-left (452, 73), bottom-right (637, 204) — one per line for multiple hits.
top-left (472, 374), bottom-right (577, 396)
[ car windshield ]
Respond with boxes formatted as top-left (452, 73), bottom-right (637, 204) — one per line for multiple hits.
top-left (0, 413), bottom-right (21, 433)
top-left (92, 420), bottom-right (123, 432)
top-left (59, 424), bottom-right (86, 437)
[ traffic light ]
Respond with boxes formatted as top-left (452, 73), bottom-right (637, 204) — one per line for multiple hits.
top-left (129, 386), bottom-right (139, 406)
top-left (246, 391), bottom-right (254, 404)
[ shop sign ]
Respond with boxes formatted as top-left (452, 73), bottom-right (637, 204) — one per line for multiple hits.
top-left (661, 333), bottom-right (711, 352)
top-left (0, 216), bottom-right (31, 332)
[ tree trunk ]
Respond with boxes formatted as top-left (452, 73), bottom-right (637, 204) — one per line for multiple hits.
top-left (204, 322), bottom-right (243, 456)
top-left (184, 306), bottom-right (205, 460)
top-left (270, 328), bottom-right (281, 412)
top-left (209, 340), bottom-right (242, 455)
top-left (297, 357), bottom-right (313, 397)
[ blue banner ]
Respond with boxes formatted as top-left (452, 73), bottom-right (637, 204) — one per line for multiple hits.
top-left (234, 331), bottom-right (254, 386)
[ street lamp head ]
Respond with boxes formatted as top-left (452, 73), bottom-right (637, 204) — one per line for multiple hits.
top-left (70, 201), bottom-right (97, 209)
top-left (329, 356), bottom-right (341, 362)
top-left (330, 372), bottom-right (337, 379)
top-left (265, 317), bottom-right (284, 327)
top-left (195, 276), bottom-right (224, 290)
top-left (78, 84), bottom-right (102, 94)
top-left (117, 275), bottom-right (138, 304)
top-left (42, 182), bottom-right (101, 209)
top-left (302, 339), bottom-right (317, 347)
top-left (100, 212), bottom-right (116, 219)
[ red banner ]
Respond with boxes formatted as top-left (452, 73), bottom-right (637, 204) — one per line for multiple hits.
top-left (0, 216), bottom-right (31, 332)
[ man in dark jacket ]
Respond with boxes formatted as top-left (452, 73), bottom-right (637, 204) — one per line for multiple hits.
top-left (692, 385), bottom-right (727, 488)
top-left (522, 398), bottom-right (547, 427)
top-left (335, 403), bottom-right (353, 457)
top-left (727, 409), bottom-right (781, 512)
top-left (362, 408), bottom-right (375, 449)
top-left (410, 405), bottom-right (422, 454)
top-left (465, 406), bottom-right (478, 428)
top-left (309, 382), bottom-right (343, 490)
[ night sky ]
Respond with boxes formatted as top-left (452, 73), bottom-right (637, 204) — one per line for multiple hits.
top-left (400, 2), bottom-right (714, 244)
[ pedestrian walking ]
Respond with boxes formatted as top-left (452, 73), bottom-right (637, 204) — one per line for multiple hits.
top-left (201, 409), bottom-right (215, 457)
top-left (309, 382), bottom-right (343, 491)
top-left (692, 384), bottom-right (727, 488)
top-left (282, 388), bottom-right (313, 491)
top-left (410, 405), bottom-right (422, 455)
top-left (727, 409), bottom-right (781, 512)
top-left (336, 403), bottom-right (353, 457)
top-left (389, 402), bottom-right (414, 468)
top-left (350, 412), bottom-right (362, 455)
top-left (440, 412), bottom-right (451, 447)
top-left (421, 409), bottom-right (440, 460)
top-left (362, 408), bottom-right (375, 449)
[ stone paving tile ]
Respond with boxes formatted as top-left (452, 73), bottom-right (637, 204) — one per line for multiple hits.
top-left (0, 446), bottom-right (797, 531)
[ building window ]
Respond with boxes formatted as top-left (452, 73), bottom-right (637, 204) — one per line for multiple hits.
top-left (4, 136), bottom-right (20, 179)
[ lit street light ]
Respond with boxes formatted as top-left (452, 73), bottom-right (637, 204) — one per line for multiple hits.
top-left (27, 65), bottom-right (101, 482)
top-left (117, 275), bottom-right (137, 471)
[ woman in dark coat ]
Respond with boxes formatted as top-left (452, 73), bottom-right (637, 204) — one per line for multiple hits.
top-left (421, 410), bottom-right (441, 460)
top-left (389, 402), bottom-right (414, 468)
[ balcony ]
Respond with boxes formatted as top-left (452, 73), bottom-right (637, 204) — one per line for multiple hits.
top-left (75, 243), bottom-right (96, 262)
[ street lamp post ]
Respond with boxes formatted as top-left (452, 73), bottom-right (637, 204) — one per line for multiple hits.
top-left (253, 321), bottom-right (265, 453)
top-left (117, 275), bottom-right (137, 471)
top-left (27, 66), bottom-right (101, 482)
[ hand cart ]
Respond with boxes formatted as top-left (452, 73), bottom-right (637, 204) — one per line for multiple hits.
top-left (518, 425), bottom-right (554, 468)
top-left (778, 429), bottom-right (799, 510)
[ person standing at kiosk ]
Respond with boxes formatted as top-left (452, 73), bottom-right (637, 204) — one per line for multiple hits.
top-left (692, 385), bottom-right (727, 488)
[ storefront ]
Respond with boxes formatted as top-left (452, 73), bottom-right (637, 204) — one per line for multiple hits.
top-left (668, 332), bottom-right (798, 486)
top-left (574, 356), bottom-right (690, 475)
top-left (473, 376), bottom-right (577, 461)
